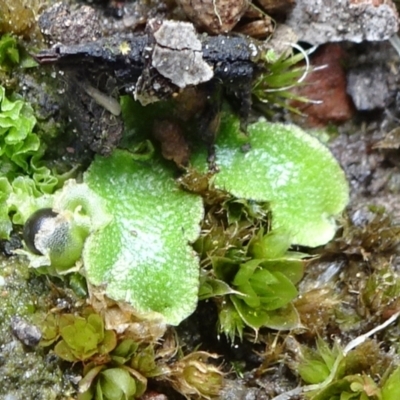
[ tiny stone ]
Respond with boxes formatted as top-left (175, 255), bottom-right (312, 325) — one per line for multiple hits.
top-left (152, 46), bottom-right (213, 87)
top-left (38, 3), bottom-right (101, 45)
top-left (10, 317), bottom-right (42, 347)
top-left (347, 65), bottom-right (389, 111)
top-left (152, 20), bottom-right (202, 51)
top-left (149, 20), bottom-right (214, 88)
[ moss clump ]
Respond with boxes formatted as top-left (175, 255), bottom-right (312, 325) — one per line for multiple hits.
top-left (0, 0), bottom-right (45, 39)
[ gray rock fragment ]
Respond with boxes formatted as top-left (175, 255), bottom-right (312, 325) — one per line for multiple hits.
top-left (150, 20), bottom-right (214, 88)
top-left (152, 46), bottom-right (213, 88)
top-left (347, 65), bottom-right (389, 110)
top-left (39, 2), bottom-right (101, 45)
top-left (10, 316), bottom-right (42, 347)
top-left (286, 0), bottom-right (399, 45)
top-left (153, 19), bottom-right (202, 51)
top-left (220, 379), bottom-right (258, 400)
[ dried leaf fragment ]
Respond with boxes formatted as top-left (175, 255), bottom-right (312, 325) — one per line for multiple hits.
top-left (153, 120), bottom-right (191, 166)
top-left (373, 127), bottom-right (400, 149)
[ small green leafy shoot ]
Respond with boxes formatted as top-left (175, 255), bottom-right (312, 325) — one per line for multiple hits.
top-left (0, 34), bottom-right (37, 73)
top-left (253, 45), bottom-right (315, 112)
top-left (0, 34), bottom-right (19, 71)
top-left (78, 343), bottom-right (149, 400)
top-left (39, 309), bottom-right (225, 399)
top-left (298, 337), bottom-right (342, 385)
top-left (298, 339), bottom-right (397, 400)
top-left (83, 367), bottom-right (139, 400)
top-left (292, 312), bottom-right (400, 400)
top-left (39, 312), bottom-right (149, 399)
top-left (195, 187), bottom-right (307, 339)
top-left (309, 374), bottom-right (381, 400)
top-left (200, 229), bottom-right (306, 340)
top-left (40, 312), bottom-right (117, 363)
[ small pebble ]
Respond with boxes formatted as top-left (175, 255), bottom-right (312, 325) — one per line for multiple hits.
top-left (347, 65), bottom-right (389, 111)
top-left (10, 316), bottom-right (42, 347)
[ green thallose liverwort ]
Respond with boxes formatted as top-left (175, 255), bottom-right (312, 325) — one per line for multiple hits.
top-left (82, 150), bottom-right (204, 326)
top-left (20, 150), bottom-right (204, 325)
top-left (0, 83), bottom-right (59, 240)
top-left (19, 111), bottom-right (349, 327)
top-left (192, 112), bottom-right (349, 247)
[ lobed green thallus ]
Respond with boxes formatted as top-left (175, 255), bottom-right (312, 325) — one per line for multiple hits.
top-left (2, 87), bottom-right (349, 331)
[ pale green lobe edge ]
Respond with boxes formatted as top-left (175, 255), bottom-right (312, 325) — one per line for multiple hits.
top-left (83, 150), bottom-right (203, 325)
top-left (210, 117), bottom-right (349, 247)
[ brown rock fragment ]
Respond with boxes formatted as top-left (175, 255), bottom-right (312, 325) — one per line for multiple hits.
top-left (235, 17), bottom-right (274, 39)
top-left (291, 44), bottom-right (355, 127)
top-left (176, 0), bottom-right (249, 34)
top-left (256, 0), bottom-right (295, 14)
